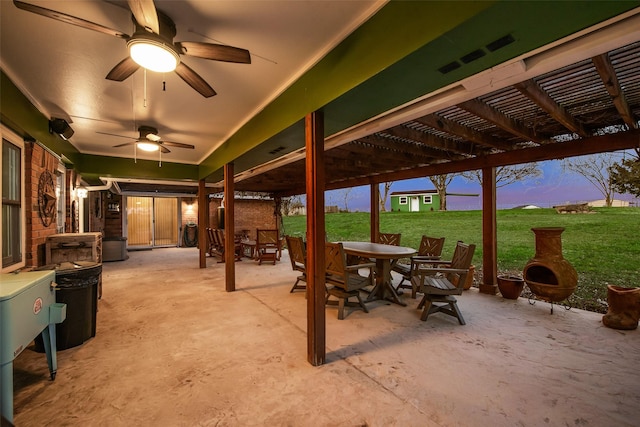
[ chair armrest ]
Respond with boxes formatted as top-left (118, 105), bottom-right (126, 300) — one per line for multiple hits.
top-left (345, 262), bottom-right (375, 271)
top-left (411, 255), bottom-right (441, 261)
top-left (414, 267), bottom-right (468, 275)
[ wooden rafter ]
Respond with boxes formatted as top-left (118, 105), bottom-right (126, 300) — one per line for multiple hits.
top-left (384, 123), bottom-right (483, 156)
top-left (359, 134), bottom-right (464, 161)
top-left (414, 114), bottom-right (514, 151)
top-left (592, 53), bottom-right (638, 130)
top-left (514, 79), bottom-right (589, 137)
top-left (458, 98), bottom-right (546, 144)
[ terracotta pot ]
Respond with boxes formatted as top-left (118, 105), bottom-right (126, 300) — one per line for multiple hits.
top-left (497, 275), bottom-right (524, 299)
top-left (523, 227), bottom-right (577, 302)
top-left (602, 285), bottom-right (640, 330)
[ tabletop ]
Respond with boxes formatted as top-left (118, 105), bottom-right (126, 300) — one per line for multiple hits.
top-left (338, 241), bottom-right (416, 259)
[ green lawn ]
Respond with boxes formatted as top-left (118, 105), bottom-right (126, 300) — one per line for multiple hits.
top-left (281, 207), bottom-right (640, 313)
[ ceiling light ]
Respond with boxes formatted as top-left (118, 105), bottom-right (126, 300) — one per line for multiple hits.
top-left (127, 36), bottom-right (180, 73)
top-left (137, 142), bottom-right (160, 152)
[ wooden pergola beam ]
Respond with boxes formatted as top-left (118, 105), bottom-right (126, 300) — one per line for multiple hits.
top-left (327, 128), bottom-right (640, 190)
top-left (592, 53), bottom-right (638, 130)
top-left (514, 79), bottom-right (589, 138)
top-left (384, 123), bottom-right (483, 156)
top-left (458, 98), bottom-right (546, 144)
top-left (415, 114), bottom-right (514, 151)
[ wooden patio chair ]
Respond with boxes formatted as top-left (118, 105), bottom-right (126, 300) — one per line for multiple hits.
top-left (285, 235), bottom-right (307, 293)
top-left (411, 241), bottom-right (475, 324)
top-left (215, 229), bottom-right (242, 262)
top-left (378, 232), bottom-right (401, 246)
top-left (206, 227), bottom-right (216, 257)
top-left (208, 228), bottom-right (223, 261)
top-left (325, 242), bottom-right (375, 320)
top-left (256, 229), bottom-right (280, 265)
top-left (393, 235), bottom-right (445, 298)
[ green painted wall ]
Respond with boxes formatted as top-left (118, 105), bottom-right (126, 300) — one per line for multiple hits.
top-left (391, 194), bottom-right (440, 212)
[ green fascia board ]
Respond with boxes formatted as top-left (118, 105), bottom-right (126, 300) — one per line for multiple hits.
top-left (324, 0), bottom-right (640, 135)
top-left (1, 70), bottom-right (80, 163)
top-left (198, 1), bottom-right (495, 179)
top-left (76, 153), bottom-right (199, 184)
top-left (200, 0), bottom-right (639, 181)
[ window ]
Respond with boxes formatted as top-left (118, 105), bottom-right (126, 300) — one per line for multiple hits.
top-left (56, 167), bottom-right (65, 233)
top-left (2, 128), bottom-right (24, 270)
top-left (423, 195), bottom-right (432, 204)
top-left (399, 196), bottom-right (408, 205)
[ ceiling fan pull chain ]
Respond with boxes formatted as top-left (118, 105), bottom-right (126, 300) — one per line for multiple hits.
top-left (143, 68), bottom-right (148, 108)
top-left (159, 149), bottom-right (162, 167)
top-left (163, 74), bottom-right (166, 92)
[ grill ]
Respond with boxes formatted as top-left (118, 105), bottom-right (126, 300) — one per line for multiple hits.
top-left (0, 270), bottom-right (66, 423)
top-left (46, 232), bottom-right (102, 264)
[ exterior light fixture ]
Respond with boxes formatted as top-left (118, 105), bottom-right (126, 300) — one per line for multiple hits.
top-left (127, 36), bottom-right (180, 73)
top-left (77, 188), bottom-right (88, 199)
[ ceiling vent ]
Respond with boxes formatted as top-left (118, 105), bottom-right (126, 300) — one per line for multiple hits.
top-left (438, 34), bottom-right (515, 74)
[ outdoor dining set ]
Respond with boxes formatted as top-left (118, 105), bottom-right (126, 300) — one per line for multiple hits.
top-left (285, 233), bottom-right (476, 323)
top-left (206, 228), bottom-right (476, 323)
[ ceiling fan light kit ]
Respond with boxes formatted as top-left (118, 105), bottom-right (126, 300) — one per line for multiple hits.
top-left (128, 36), bottom-right (180, 73)
top-left (13, 0), bottom-right (251, 98)
top-left (136, 141), bottom-right (160, 152)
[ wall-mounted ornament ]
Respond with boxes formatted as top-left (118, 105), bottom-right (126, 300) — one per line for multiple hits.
top-left (38, 170), bottom-right (57, 226)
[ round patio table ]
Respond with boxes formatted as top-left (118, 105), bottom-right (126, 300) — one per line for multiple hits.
top-left (339, 241), bottom-right (416, 306)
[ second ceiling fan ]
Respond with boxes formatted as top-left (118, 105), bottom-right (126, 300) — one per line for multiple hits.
top-left (106, 126), bottom-right (195, 153)
top-left (14, 0), bottom-right (251, 97)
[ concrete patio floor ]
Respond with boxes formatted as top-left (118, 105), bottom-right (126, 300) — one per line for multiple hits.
top-left (11, 247), bottom-right (640, 426)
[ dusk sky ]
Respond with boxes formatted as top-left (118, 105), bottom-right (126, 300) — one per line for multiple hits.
top-left (324, 152), bottom-right (639, 212)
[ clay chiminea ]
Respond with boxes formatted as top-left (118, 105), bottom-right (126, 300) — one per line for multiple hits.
top-left (523, 227), bottom-right (577, 304)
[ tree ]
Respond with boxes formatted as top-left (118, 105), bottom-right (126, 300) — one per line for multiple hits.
top-left (379, 182), bottom-right (393, 212)
top-left (339, 188), bottom-right (353, 212)
top-left (429, 174), bottom-right (455, 210)
top-left (461, 163), bottom-right (542, 188)
top-left (562, 152), bottom-right (621, 207)
top-left (610, 149), bottom-right (640, 198)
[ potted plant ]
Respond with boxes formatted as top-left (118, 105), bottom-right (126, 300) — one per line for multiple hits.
top-left (497, 275), bottom-right (525, 300)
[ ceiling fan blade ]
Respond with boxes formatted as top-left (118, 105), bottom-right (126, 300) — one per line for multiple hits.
top-left (106, 57), bottom-right (140, 81)
top-left (160, 141), bottom-right (195, 149)
top-left (174, 63), bottom-right (217, 98)
top-left (160, 146), bottom-right (171, 154)
top-left (13, 1), bottom-right (130, 39)
top-left (176, 41), bottom-right (251, 64)
top-left (113, 142), bottom-right (136, 148)
top-left (97, 131), bottom-right (137, 140)
top-left (127, 0), bottom-right (159, 34)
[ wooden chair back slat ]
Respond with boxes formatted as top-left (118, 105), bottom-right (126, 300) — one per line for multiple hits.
top-left (417, 236), bottom-right (445, 257)
top-left (379, 233), bottom-right (401, 246)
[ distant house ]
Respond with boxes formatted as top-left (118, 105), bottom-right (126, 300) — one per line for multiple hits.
top-left (587, 199), bottom-right (630, 207)
top-left (390, 190), bottom-right (478, 212)
top-left (391, 190), bottom-right (439, 212)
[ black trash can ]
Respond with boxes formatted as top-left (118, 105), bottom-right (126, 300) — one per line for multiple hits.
top-left (35, 261), bottom-right (102, 351)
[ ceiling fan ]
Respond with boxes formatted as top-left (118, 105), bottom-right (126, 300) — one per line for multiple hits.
top-left (13, 0), bottom-right (251, 97)
top-left (102, 126), bottom-right (195, 153)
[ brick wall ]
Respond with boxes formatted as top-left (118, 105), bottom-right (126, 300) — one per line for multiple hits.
top-left (25, 143), bottom-right (61, 267)
top-left (208, 197), bottom-right (277, 240)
